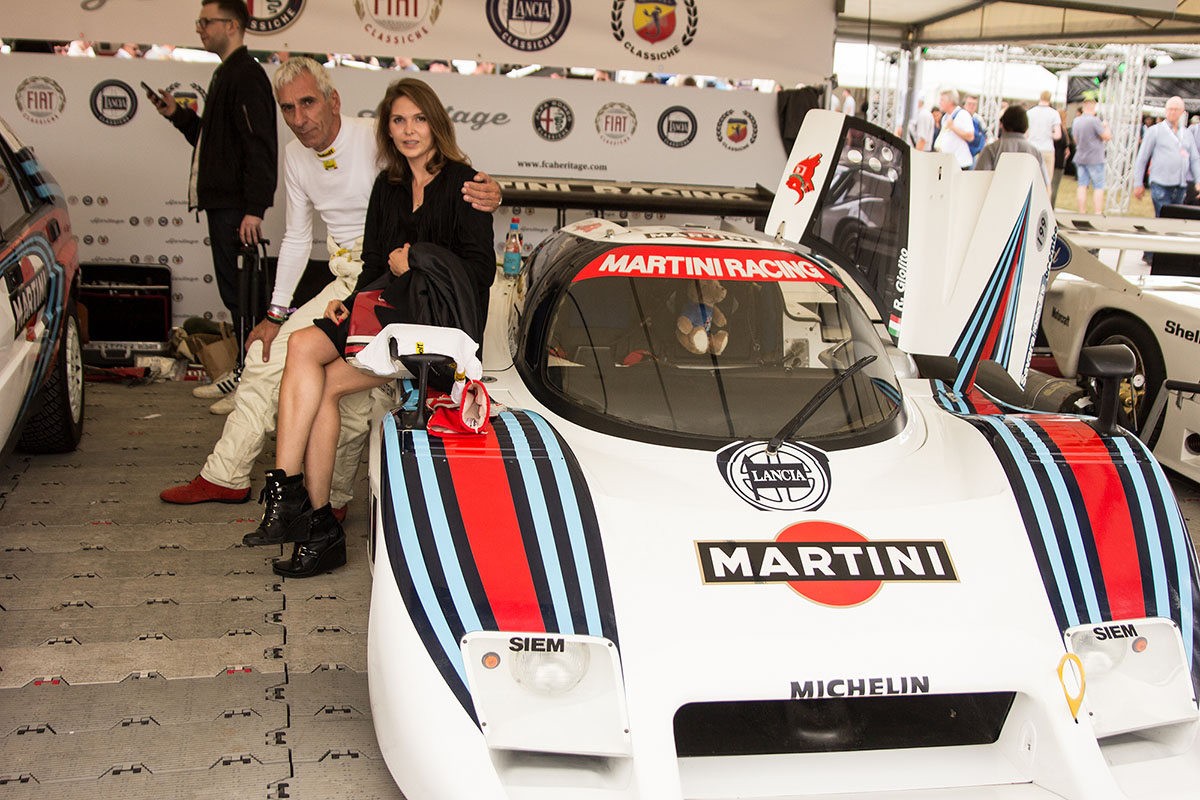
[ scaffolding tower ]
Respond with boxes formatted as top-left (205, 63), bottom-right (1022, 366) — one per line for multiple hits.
top-left (1099, 45), bottom-right (1149, 215)
top-left (867, 48), bottom-right (910, 137)
top-left (979, 45), bottom-right (1009, 142)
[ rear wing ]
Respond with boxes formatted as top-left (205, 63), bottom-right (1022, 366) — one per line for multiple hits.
top-left (767, 110), bottom-right (1054, 393)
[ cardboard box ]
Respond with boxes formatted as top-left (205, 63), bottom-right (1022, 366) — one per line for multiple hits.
top-left (187, 332), bottom-right (239, 380)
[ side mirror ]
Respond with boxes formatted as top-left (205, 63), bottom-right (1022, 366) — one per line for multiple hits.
top-left (1077, 344), bottom-right (1135, 434)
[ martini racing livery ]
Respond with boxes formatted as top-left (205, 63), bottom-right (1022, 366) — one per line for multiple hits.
top-left (0, 116), bottom-right (83, 456)
top-left (365, 111), bottom-right (1200, 798)
top-left (1040, 240), bottom-right (1200, 484)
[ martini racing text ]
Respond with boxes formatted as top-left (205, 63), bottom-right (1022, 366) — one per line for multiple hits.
top-left (697, 540), bottom-right (958, 584)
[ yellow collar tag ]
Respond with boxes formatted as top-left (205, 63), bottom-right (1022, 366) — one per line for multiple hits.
top-left (322, 159), bottom-right (338, 171)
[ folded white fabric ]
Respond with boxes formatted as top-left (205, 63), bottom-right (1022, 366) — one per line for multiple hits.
top-left (350, 324), bottom-right (482, 404)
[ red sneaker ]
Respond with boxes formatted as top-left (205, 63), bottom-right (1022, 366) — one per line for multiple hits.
top-left (160, 475), bottom-right (251, 505)
top-left (331, 505), bottom-right (348, 523)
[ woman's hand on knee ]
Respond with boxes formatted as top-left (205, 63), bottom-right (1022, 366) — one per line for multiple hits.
top-left (388, 245), bottom-right (411, 277)
top-left (325, 299), bottom-right (348, 322)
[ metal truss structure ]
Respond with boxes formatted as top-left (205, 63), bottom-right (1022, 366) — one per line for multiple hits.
top-left (1098, 45), bottom-right (1150, 215)
top-left (979, 45), bottom-right (1009, 142)
top-left (867, 48), bottom-right (910, 138)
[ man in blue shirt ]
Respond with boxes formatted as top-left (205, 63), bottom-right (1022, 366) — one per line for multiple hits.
top-left (1133, 96), bottom-right (1200, 215)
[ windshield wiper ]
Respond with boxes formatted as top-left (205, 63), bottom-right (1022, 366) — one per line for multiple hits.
top-left (766, 354), bottom-right (877, 454)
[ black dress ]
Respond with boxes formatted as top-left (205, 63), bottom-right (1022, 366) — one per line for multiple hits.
top-left (316, 159), bottom-right (495, 353)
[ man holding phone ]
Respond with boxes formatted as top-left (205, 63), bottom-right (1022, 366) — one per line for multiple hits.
top-left (148, 0), bottom-right (277, 355)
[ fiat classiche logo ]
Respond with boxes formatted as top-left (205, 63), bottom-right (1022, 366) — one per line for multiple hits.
top-left (696, 521), bottom-right (958, 607)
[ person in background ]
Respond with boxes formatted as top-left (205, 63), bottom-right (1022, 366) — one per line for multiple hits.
top-left (160, 59), bottom-right (500, 511)
top-left (906, 99), bottom-right (934, 151)
top-left (1071, 98), bottom-right (1111, 214)
top-left (935, 89), bottom-right (974, 169)
top-left (66, 40), bottom-right (95, 56)
top-left (1051, 106), bottom-right (1071, 207)
top-left (1026, 90), bottom-right (1061, 185)
top-left (930, 107), bottom-right (943, 148)
top-left (149, 0), bottom-right (278, 401)
top-left (841, 88), bottom-right (857, 117)
top-left (963, 95), bottom-right (987, 166)
top-left (1133, 96), bottom-right (1200, 263)
top-left (1186, 114), bottom-right (1200, 205)
top-left (115, 42), bottom-right (142, 58)
top-left (426, 59), bottom-right (452, 72)
top-left (973, 105), bottom-right (1050, 189)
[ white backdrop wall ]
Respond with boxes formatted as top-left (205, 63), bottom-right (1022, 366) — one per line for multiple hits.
top-left (3, 0), bottom-right (834, 87)
top-left (2, 53), bottom-right (784, 325)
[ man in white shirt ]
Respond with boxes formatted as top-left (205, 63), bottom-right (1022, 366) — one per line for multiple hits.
top-left (935, 89), bottom-right (975, 169)
top-left (161, 57), bottom-right (501, 512)
top-left (908, 99), bottom-right (935, 151)
top-left (841, 88), bottom-right (857, 118)
top-left (1025, 90), bottom-right (1062, 184)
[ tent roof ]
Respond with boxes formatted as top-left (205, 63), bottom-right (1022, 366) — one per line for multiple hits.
top-left (838, 0), bottom-right (1200, 46)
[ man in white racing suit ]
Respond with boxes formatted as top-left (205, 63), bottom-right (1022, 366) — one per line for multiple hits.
top-left (161, 57), bottom-right (501, 515)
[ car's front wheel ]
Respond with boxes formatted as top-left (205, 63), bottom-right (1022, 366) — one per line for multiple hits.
top-left (1083, 313), bottom-right (1164, 432)
top-left (19, 308), bottom-right (84, 453)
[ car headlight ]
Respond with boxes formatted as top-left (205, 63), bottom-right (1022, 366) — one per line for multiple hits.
top-left (510, 640), bottom-right (591, 695)
top-left (463, 632), bottom-right (631, 757)
top-left (1064, 617), bottom-right (1197, 738)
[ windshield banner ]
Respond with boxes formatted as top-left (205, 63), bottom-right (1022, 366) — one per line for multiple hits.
top-left (572, 245), bottom-right (843, 285)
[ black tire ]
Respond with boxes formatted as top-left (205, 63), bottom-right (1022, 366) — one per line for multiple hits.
top-left (18, 309), bottom-right (85, 453)
top-left (833, 219), bottom-right (864, 261)
top-left (1083, 313), bottom-right (1165, 432)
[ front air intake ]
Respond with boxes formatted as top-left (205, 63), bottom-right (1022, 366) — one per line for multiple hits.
top-left (673, 692), bottom-right (1015, 757)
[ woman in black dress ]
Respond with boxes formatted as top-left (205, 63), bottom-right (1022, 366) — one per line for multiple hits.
top-left (246, 78), bottom-right (495, 577)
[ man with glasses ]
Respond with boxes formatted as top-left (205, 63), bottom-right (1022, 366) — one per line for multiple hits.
top-left (1133, 96), bottom-right (1200, 264)
top-left (150, 0), bottom-right (277, 398)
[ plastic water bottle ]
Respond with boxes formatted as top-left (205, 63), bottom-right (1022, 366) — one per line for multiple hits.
top-left (502, 217), bottom-right (522, 276)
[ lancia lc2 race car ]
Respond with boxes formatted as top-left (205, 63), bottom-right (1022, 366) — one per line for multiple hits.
top-left (0, 115), bottom-right (84, 457)
top-left (363, 111), bottom-right (1200, 799)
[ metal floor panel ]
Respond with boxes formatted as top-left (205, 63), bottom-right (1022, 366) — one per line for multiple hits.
top-left (0, 382), bottom-right (402, 799)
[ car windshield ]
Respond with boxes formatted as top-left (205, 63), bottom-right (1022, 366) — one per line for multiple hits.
top-left (538, 247), bottom-right (903, 447)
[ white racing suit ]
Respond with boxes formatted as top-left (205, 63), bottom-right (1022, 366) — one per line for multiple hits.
top-left (200, 236), bottom-right (371, 507)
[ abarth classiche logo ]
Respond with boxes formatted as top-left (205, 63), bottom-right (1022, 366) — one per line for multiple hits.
top-left (595, 102), bottom-right (636, 145)
top-left (90, 80), bottom-right (137, 126)
top-left (355, 0), bottom-right (442, 45)
top-left (532, 98), bottom-right (574, 141)
top-left (656, 105), bottom-right (696, 147)
top-left (16, 77), bottom-right (66, 125)
top-left (247, 0), bottom-right (305, 33)
top-left (716, 439), bottom-right (830, 512)
top-left (612, 0), bottom-right (696, 62)
top-left (487, 0), bottom-right (571, 52)
top-left (717, 109), bottom-right (757, 151)
top-left (786, 154), bottom-right (822, 204)
top-left (166, 82), bottom-right (206, 115)
top-left (696, 520), bottom-right (958, 607)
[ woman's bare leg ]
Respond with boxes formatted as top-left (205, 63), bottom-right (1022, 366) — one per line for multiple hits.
top-left (303, 358), bottom-right (389, 507)
top-left (276, 327), bottom-right (343, 475)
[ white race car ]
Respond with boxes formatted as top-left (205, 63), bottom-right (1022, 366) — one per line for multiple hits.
top-left (1041, 236), bottom-right (1200, 484)
top-left (364, 112), bottom-right (1200, 798)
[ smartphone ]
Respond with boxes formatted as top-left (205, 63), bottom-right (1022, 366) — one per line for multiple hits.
top-left (140, 81), bottom-right (164, 107)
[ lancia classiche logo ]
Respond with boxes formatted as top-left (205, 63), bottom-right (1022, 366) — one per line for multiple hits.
top-left (247, 0), bottom-right (305, 33)
top-left (657, 105), bottom-right (696, 148)
top-left (90, 80), bottom-right (137, 126)
top-left (355, 0), bottom-right (442, 45)
top-left (696, 520), bottom-right (958, 607)
top-left (533, 98), bottom-right (574, 141)
top-left (487, 0), bottom-right (571, 52)
top-left (716, 440), bottom-right (830, 512)
top-left (16, 76), bottom-right (66, 125)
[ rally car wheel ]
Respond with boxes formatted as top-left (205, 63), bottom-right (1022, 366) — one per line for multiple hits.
top-left (1083, 313), bottom-right (1164, 432)
top-left (19, 309), bottom-right (85, 454)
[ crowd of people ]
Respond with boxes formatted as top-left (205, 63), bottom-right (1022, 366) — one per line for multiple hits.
top-left (888, 87), bottom-right (1200, 220)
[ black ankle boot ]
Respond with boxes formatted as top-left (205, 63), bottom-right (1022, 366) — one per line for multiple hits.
top-left (243, 469), bottom-right (312, 547)
top-left (272, 505), bottom-right (347, 577)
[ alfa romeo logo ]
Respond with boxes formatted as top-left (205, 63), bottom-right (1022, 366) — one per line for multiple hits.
top-left (716, 439), bottom-right (831, 512)
top-left (533, 98), bottom-right (574, 141)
